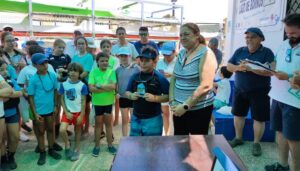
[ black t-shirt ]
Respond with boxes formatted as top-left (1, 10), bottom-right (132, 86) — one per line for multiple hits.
top-left (126, 70), bottom-right (169, 119)
top-left (48, 53), bottom-right (71, 81)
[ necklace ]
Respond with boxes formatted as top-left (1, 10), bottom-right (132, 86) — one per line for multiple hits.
top-left (182, 43), bottom-right (200, 68)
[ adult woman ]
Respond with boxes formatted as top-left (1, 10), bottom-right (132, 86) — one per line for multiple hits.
top-left (169, 23), bottom-right (217, 135)
top-left (0, 32), bottom-right (26, 73)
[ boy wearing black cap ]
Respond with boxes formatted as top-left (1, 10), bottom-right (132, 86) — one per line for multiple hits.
top-left (27, 53), bottom-right (62, 165)
top-left (125, 46), bottom-right (169, 136)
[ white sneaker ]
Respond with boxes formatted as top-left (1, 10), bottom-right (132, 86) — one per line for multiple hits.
top-left (20, 132), bottom-right (29, 142)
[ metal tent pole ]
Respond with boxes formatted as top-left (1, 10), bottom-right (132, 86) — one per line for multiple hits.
top-left (28, 0), bottom-right (33, 37)
top-left (92, 0), bottom-right (95, 38)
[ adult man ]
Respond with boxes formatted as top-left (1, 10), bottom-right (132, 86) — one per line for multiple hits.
top-left (227, 27), bottom-right (275, 156)
top-left (208, 37), bottom-right (223, 67)
top-left (265, 14), bottom-right (300, 171)
top-left (134, 26), bottom-right (159, 55)
top-left (65, 30), bottom-right (82, 58)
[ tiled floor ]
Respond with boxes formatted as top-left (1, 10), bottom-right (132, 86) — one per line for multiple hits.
top-left (8, 120), bottom-right (278, 171)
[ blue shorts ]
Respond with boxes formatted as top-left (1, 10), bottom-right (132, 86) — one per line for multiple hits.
top-left (130, 114), bottom-right (162, 136)
top-left (5, 114), bottom-right (19, 124)
top-left (270, 99), bottom-right (300, 141)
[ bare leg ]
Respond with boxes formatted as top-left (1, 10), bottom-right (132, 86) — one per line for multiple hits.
top-left (120, 108), bottom-right (129, 136)
top-left (74, 124), bottom-right (82, 152)
top-left (233, 116), bottom-right (245, 139)
top-left (113, 98), bottom-right (119, 126)
top-left (83, 102), bottom-right (91, 134)
top-left (94, 115), bottom-right (104, 148)
top-left (44, 115), bottom-right (55, 149)
top-left (6, 123), bottom-right (19, 153)
top-left (104, 114), bottom-right (113, 146)
top-left (59, 122), bottom-right (70, 149)
top-left (161, 105), bottom-right (170, 135)
top-left (253, 120), bottom-right (265, 143)
top-left (0, 119), bottom-right (5, 157)
top-left (277, 132), bottom-right (289, 166)
top-left (34, 119), bottom-right (46, 151)
top-left (288, 139), bottom-right (300, 171)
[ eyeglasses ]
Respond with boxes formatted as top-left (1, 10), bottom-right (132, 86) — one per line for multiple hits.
top-left (285, 49), bottom-right (292, 63)
top-left (139, 33), bottom-right (148, 37)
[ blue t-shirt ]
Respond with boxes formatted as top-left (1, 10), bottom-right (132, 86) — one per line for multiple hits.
top-left (72, 53), bottom-right (94, 81)
top-left (7, 64), bottom-right (17, 80)
top-left (4, 79), bottom-right (21, 117)
top-left (134, 41), bottom-right (159, 55)
top-left (228, 46), bottom-right (275, 92)
top-left (126, 70), bottom-right (169, 119)
top-left (27, 72), bottom-right (58, 115)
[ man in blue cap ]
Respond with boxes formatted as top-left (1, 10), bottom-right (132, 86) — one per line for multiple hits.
top-left (227, 27), bottom-right (275, 156)
top-left (125, 46), bottom-right (169, 136)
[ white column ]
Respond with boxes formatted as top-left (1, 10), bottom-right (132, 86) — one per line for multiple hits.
top-left (28, 0), bottom-right (33, 37)
top-left (92, 0), bottom-right (95, 38)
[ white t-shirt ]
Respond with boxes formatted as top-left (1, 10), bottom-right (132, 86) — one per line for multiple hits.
top-left (269, 40), bottom-right (300, 109)
top-left (215, 78), bottom-right (231, 104)
top-left (0, 75), bottom-right (5, 117)
top-left (156, 58), bottom-right (176, 82)
top-left (59, 80), bottom-right (88, 113)
top-left (111, 42), bottom-right (139, 58)
top-left (17, 64), bottom-right (55, 85)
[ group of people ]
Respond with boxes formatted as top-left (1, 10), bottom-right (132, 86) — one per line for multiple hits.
top-left (0, 13), bottom-right (299, 171)
top-left (227, 14), bottom-right (300, 171)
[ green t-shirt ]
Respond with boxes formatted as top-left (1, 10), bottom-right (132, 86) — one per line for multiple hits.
top-left (88, 68), bottom-right (116, 106)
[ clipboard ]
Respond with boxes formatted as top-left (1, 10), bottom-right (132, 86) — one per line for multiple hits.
top-left (241, 59), bottom-right (276, 73)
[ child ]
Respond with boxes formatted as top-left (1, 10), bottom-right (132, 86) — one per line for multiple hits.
top-left (72, 36), bottom-right (94, 136)
top-left (89, 52), bottom-right (117, 156)
top-left (27, 53), bottom-right (62, 165)
top-left (213, 66), bottom-right (233, 109)
top-left (0, 60), bottom-right (22, 170)
top-left (48, 39), bottom-right (71, 138)
top-left (116, 47), bottom-right (140, 136)
top-left (59, 63), bottom-right (88, 161)
top-left (125, 46), bottom-right (169, 136)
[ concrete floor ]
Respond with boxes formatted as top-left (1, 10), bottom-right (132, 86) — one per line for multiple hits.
top-left (8, 119), bottom-right (278, 171)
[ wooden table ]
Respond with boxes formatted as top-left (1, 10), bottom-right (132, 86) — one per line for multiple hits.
top-left (111, 135), bottom-right (248, 171)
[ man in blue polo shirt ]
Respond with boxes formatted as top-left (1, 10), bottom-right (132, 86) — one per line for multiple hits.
top-left (227, 27), bottom-right (275, 156)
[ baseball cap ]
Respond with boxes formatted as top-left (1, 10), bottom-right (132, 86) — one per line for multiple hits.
top-left (31, 53), bottom-right (48, 65)
top-left (161, 42), bottom-right (176, 56)
top-left (86, 37), bottom-right (97, 49)
top-left (137, 47), bottom-right (158, 59)
top-left (245, 27), bottom-right (265, 41)
top-left (117, 47), bottom-right (130, 56)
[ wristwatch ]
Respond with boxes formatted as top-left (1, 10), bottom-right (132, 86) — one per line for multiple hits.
top-left (183, 104), bottom-right (189, 110)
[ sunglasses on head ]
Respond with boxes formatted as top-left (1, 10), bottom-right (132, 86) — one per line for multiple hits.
top-left (285, 49), bottom-right (292, 63)
top-left (3, 28), bottom-right (13, 32)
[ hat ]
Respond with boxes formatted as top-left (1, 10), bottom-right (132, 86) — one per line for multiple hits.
top-left (245, 27), bottom-right (265, 41)
top-left (137, 48), bottom-right (158, 59)
top-left (31, 53), bottom-right (48, 65)
top-left (161, 42), bottom-right (176, 55)
top-left (2, 25), bottom-right (13, 32)
top-left (86, 37), bottom-right (97, 49)
top-left (117, 47), bottom-right (130, 56)
top-left (208, 38), bottom-right (219, 46)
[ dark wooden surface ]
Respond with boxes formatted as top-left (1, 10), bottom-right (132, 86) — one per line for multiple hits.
top-left (111, 135), bottom-right (248, 171)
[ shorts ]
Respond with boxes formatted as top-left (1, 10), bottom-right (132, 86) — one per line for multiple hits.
top-left (5, 114), bottom-right (19, 124)
top-left (130, 114), bottom-right (162, 136)
top-left (119, 97), bottom-right (133, 108)
top-left (61, 112), bottom-right (86, 126)
top-left (231, 88), bottom-right (270, 122)
top-left (29, 109), bottom-right (53, 120)
top-left (270, 99), bottom-right (300, 141)
top-left (94, 105), bottom-right (113, 116)
top-left (213, 99), bottom-right (226, 109)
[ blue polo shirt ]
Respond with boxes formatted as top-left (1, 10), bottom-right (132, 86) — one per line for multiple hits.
top-left (228, 45), bottom-right (275, 92)
top-left (134, 41), bottom-right (159, 55)
top-left (126, 70), bottom-right (169, 119)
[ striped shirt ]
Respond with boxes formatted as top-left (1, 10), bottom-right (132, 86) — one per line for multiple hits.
top-left (173, 46), bottom-right (214, 110)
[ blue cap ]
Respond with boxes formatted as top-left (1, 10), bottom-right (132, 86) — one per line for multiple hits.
top-left (137, 48), bottom-right (158, 59)
top-left (161, 42), bottom-right (176, 55)
top-left (31, 53), bottom-right (48, 65)
top-left (245, 27), bottom-right (265, 41)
